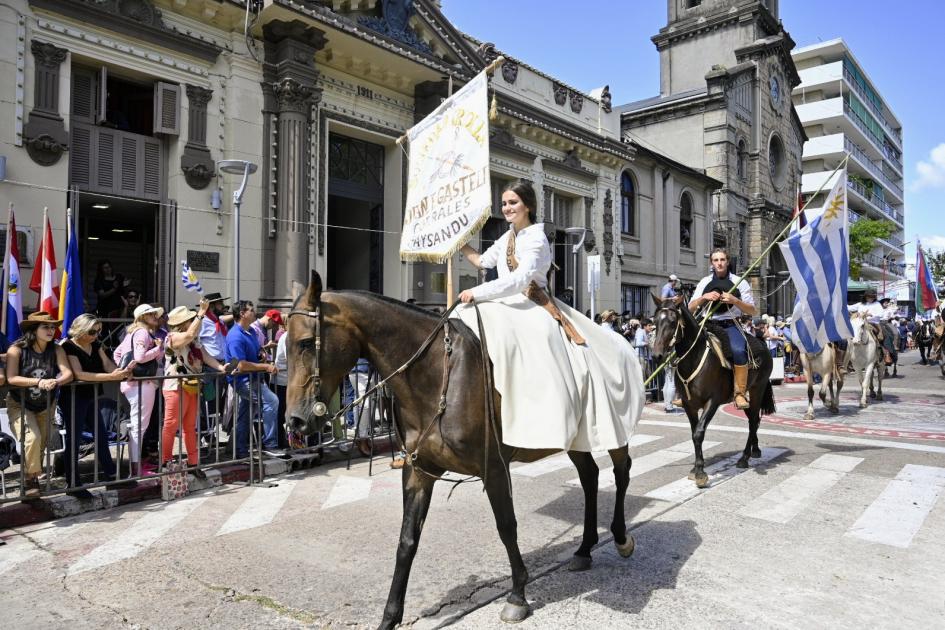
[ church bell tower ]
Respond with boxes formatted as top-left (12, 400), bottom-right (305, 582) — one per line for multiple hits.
top-left (655, 0), bottom-right (782, 96)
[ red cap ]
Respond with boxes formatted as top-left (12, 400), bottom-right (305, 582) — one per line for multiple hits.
top-left (265, 309), bottom-right (284, 326)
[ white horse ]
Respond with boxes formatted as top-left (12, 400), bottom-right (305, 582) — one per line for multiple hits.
top-left (799, 344), bottom-right (844, 420)
top-left (848, 313), bottom-right (884, 407)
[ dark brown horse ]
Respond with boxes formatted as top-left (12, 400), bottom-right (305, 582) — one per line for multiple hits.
top-left (285, 271), bottom-right (637, 629)
top-left (651, 295), bottom-right (776, 487)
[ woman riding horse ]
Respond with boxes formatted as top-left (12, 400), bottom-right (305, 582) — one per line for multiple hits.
top-left (285, 180), bottom-right (645, 629)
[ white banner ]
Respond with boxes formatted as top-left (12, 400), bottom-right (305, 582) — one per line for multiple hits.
top-left (399, 72), bottom-right (491, 263)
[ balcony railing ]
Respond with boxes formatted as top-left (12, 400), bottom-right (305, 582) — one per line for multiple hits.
top-left (861, 252), bottom-right (905, 276)
top-left (844, 138), bottom-right (904, 199)
top-left (846, 180), bottom-right (904, 226)
top-left (843, 101), bottom-right (885, 158)
top-left (843, 65), bottom-right (902, 144)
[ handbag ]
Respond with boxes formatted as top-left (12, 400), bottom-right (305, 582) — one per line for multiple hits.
top-left (161, 459), bottom-right (189, 501)
top-left (181, 377), bottom-right (201, 395)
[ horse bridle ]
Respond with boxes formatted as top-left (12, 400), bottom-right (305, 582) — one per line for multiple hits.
top-left (287, 307), bottom-right (330, 420)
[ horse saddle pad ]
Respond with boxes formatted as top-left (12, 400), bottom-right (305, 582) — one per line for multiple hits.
top-left (705, 332), bottom-right (732, 370)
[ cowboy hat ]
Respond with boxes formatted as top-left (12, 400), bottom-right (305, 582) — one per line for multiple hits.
top-left (133, 304), bottom-right (164, 320)
top-left (167, 305), bottom-right (198, 327)
top-left (19, 311), bottom-right (63, 331)
top-left (601, 309), bottom-right (618, 321)
top-left (203, 292), bottom-right (229, 303)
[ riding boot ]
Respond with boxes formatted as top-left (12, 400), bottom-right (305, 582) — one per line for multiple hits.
top-left (834, 349), bottom-right (847, 375)
top-left (733, 364), bottom-right (750, 410)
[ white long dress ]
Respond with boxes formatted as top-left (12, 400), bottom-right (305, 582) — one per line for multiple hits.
top-left (452, 224), bottom-right (644, 452)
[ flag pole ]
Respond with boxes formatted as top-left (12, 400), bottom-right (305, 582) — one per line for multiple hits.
top-left (1, 203), bottom-right (12, 336)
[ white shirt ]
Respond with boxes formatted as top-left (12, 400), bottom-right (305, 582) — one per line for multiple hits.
top-left (691, 272), bottom-right (754, 321)
top-left (471, 224), bottom-right (552, 302)
top-left (850, 301), bottom-right (884, 324)
top-left (274, 334), bottom-right (288, 387)
top-left (882, 305), bottom-right (899, 321)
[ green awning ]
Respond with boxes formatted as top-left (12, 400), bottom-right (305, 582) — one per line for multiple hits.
top-left (847, 280), bottom-right (874, 291)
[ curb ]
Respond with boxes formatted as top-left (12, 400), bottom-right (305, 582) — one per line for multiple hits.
top-left (1, 450), bottom-right (326, 530)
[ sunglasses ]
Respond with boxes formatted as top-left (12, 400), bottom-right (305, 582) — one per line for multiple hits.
top-left (90, 328), bottom-right (102, 336)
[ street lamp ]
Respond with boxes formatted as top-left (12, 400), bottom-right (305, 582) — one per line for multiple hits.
top-left (216, 159), bottom-right (258, 302)
top-left (564, 227), bottom-right (590, 313)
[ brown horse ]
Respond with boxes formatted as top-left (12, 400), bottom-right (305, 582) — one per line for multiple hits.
top-left (285, 271), bottom-right (637, 629)
top-left (651, 295), bottom-right (776, 487)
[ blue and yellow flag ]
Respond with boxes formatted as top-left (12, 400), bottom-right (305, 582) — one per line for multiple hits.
top-left (181, 260), bottom-right (204, 294)
top-left (59, 213), bottom-right (84, 336)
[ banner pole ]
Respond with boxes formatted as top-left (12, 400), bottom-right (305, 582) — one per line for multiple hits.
top-left (446, 74), bottom-right (456, 309)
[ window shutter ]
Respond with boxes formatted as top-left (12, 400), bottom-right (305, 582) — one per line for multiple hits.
top-left (143, 139), bottom-right (161, 198)
top-left (153, 82), bottom-right (181, 135)
top-left (120, 135), bottom-right (138, 194)
top-left (71, 69), bottom-right (96, 122)
top-left (70, 124), bottom-right (91, 188)
top-left (96, 129), bottom-right (116, 190)
top-left (97, 66), bottom-right (108, 125)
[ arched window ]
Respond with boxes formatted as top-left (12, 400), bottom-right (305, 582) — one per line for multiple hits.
top-left (736, 139), bottom-right (747, 180)
top-left (621, 171), bottom-right (635, 236)
top-left (680, 192), bottom-right (693, 249)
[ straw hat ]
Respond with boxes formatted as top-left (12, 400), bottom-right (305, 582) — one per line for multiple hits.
top-left (167, 305), bottom-right (198, 327)
top-left (601, 309), bottom-right (618, 321)
top-left (133, 304), bottom-right (164, 320)
top-left (19, 311), bottom-right (63, 331)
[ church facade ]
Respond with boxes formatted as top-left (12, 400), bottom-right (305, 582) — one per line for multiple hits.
top-left (620, 0), bottom-right (806, 317)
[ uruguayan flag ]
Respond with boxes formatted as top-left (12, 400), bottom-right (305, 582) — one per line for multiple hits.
top-left (778, 170), bottom-right (854, 354)
top-left (181, 260), bottom-right (204, 294)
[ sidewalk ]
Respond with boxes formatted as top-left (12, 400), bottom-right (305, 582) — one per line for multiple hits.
top-left (0, 451), bottom-right (324, 530)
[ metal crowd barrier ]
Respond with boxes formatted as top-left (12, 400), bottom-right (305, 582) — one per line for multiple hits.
top-left (0, 365), bottom-right (399, 504)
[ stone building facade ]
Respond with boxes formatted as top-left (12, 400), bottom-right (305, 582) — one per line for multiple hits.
top-left (619, 0), bottom-right (806, 317)
top-left (0, 0), bottom-right (718, 316)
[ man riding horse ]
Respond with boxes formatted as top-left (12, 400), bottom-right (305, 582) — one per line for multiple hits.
top-left (849, 289), bottom-right (897, 365)
top-left (689, 248), bottom-right (756, 409)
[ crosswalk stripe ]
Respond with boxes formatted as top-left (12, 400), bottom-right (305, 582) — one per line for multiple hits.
top-left (216, 480), bottom-right (299, 537)
top-left (845, 464), bottom-right (945, 548)
top-left (738, 454), bottom-right (864, 524)
top-left (0, 521), bottom-right (89, 577)
top-left (322, 476), bottom-right (373, 509)
top-left (645, 447), bottom-right (789, 504)
top-left (67, 496), bottom-right (208, 575)
top-left (512, 434), bottom-right (662, 478)
top-left (567, 440), bottom-right (722, 490)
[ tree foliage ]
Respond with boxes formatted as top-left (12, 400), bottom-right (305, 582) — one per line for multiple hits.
top-left (848, 218), bottom-right (895, 279)
top-left (927, 250), bottom-right (945, 285)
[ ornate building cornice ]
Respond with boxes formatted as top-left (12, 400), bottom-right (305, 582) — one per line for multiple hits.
top-left (28, 0), bottom-right (221, 62)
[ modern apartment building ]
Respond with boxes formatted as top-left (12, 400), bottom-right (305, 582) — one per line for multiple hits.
top-left (792, 39), bottom-right (906, 289)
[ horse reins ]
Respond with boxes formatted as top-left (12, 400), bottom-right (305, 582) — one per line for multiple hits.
top-left (288, 301), bottom-right (511, 496)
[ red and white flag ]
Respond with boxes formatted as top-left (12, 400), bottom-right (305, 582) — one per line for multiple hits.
top-left (29, 210), bottom-right (59, 315)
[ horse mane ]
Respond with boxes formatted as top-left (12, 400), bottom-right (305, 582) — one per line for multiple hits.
top-left (293, 289), bottom-right (439, 320)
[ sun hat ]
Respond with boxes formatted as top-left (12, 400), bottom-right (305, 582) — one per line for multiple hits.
top-left (19, 311), bottom-right (63, 331)
top-left (669, 274), bottom-right (678, 281)
top-left (167, 305), bottom-right (198, 327)
top-left (601, 309), bottom-right (617, 321)
top-left (133, 304), bottom-right (164, 320)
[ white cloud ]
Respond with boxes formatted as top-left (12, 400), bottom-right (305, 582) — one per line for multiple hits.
top-left (920, 235), bottom-right (945, 252)
top-left (912, 143), bottom-right (945, 191)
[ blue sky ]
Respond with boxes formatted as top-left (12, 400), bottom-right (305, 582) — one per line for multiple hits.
top-left (441, 0), bottom-right (945, 274)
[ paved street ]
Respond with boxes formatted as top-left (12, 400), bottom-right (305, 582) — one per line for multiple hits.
top-left (3, 355), bottom-right (945, 629)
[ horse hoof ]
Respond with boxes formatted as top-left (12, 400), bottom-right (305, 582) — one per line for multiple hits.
top-left (568, 555), bottom-right (593, 571)
top-left (860, 402), bottom-right (867, 409)
top-left (735, 458), bottom-right (749, 469)
top-left (803, 413), bottom-right (814, 421)
top-left (500, 602), bottom-right (531, 624)
top-left (694, 472), bottom-right (710, 488)
top-left (876, 395), bottom-right (884, 401)
top-left (751, 446), bottom-right (762, 458)
top-left (615, 535), bottom-right (635, 558)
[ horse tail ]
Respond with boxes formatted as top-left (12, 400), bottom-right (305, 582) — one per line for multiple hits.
top-left (760, 381), bottom-right (776, 416)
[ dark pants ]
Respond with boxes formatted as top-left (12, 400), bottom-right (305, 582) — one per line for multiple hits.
top-left (60, 396), bottom-right (116, 486)
top-left (719, 320), bottom-right (749, 365)
top-left (276, 383), bottom-right (288, 448)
